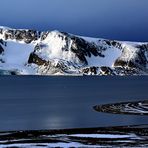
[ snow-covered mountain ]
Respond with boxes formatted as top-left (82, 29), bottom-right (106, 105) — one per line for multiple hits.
top-left (0, 26), bottom-right (148, 75)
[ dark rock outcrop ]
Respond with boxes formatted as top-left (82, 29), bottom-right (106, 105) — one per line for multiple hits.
top-left (1, 28), bottom-right (40, 43)
top-left (0, 39), bottom-right (6, 54)
top-left (114, 47), bottom-right (147, 71)
top-left (100, 66), bottom-right (115, 75)
top-left (28, 52), bottom-right (48, 66)
top-left (0, 45), bottom-right (4, 54)
top-left (82, 67), bottom-right (99, 75)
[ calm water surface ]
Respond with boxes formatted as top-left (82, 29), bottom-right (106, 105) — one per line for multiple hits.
top-left (0, 76), bottom-right (147, 131)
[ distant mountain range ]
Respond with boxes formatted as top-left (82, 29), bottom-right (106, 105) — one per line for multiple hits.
top-left (0, 26), bottom-right (148, 75)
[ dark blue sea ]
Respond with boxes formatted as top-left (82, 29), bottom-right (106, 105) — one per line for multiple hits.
top-left (0, 76), bottom-right (147, 131)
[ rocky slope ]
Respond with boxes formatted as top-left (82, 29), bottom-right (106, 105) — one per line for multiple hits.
top-left (0, 26), bottom-right (148, 75)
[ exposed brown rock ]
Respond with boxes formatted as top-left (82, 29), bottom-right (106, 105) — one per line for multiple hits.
top-left (28, 52), bottom-right (48, 66)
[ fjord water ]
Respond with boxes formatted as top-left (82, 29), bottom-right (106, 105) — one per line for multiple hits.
top-left (0, 76), bottom-right (148, 131)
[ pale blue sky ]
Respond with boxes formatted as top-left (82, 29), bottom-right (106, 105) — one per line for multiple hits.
top-left (0, 0), bottom-right (148, 41)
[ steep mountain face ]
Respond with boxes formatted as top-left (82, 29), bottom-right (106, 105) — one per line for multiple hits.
top-left (0, 26), bottom-right (148, 75)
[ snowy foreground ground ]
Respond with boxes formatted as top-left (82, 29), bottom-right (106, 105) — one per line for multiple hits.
top-left (0, 125), bottom-right (148, 147)
top-left (0, 26), bottom-right (148, 75)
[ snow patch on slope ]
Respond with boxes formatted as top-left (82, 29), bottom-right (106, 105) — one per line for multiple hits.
top-left (0, 40), bottom-right (35, 74)
top-left (86, 47), bottom-right (121, 67)
top-left (69, 133), bottom-right (137, 139)
top-left (3, 41), bottom-right (33, 64)
top-left (121, 43), bottom-right (139, 62)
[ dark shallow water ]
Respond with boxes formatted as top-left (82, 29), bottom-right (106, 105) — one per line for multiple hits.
top-left (0, 76), bottom-right (148, 132)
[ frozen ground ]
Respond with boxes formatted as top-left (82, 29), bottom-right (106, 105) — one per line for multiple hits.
top-left (0, 125), bottom-right (147, 147)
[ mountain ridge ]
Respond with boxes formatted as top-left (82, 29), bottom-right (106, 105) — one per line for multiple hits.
top-left (0, 26), bottom-right (148, 75)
